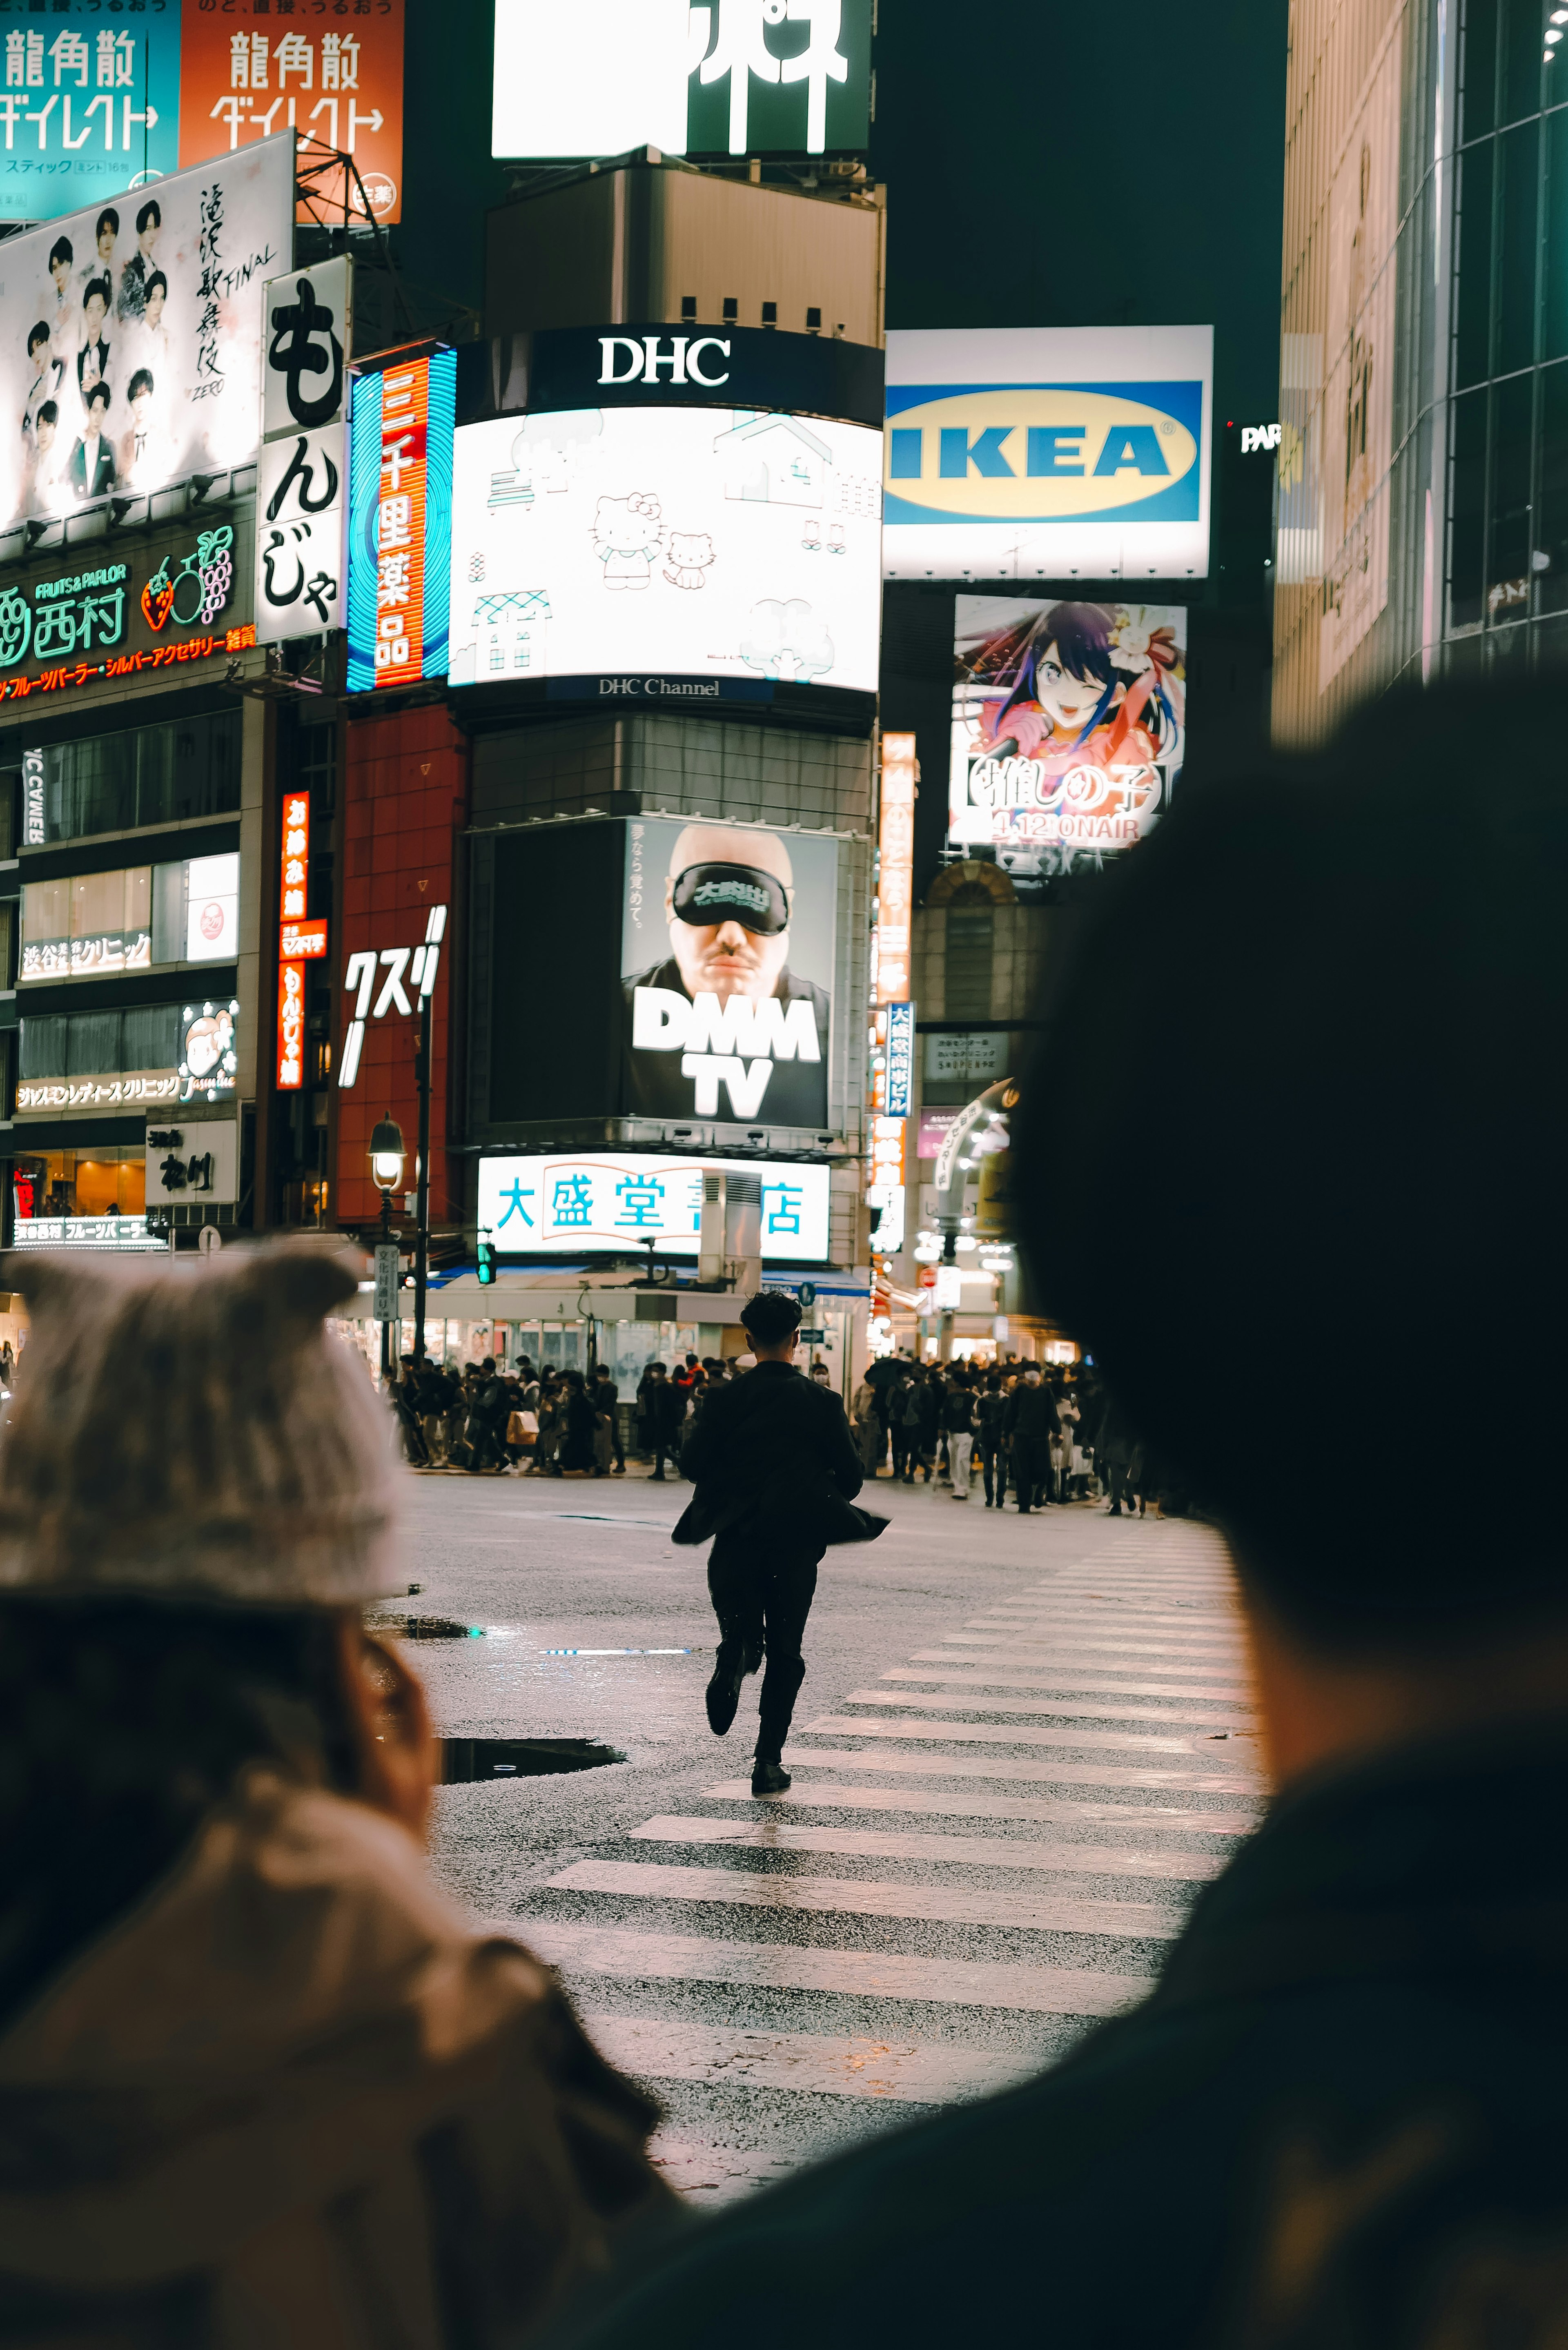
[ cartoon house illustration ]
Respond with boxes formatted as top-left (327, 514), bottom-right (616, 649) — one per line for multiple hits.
top-left (474, 588), bottom-right (551, 673)
top-left (712, 412), bottom-right (831, 508)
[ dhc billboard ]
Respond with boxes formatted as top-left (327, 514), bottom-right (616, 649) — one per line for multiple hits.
top-left (883, 327), bottom-right (1212, 582)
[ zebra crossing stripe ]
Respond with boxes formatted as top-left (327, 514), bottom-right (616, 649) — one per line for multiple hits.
top-left (701, 1778), bottom-right (1257, 1835)
top-left (628, 1812), bottom-right (1226, 1882)
top-left (545, 1857), bottom-right (1185, 1939)
top-left (804, 1713), bottom-right (1262, 1764)
top-left (843, 1688), bottom-right (1253, 1728)
top-left (523, 1920), bottom-right (1153, 2020)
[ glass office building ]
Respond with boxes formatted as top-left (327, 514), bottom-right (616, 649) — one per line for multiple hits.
top-left (1274, 0), bottom-right (1568, 737)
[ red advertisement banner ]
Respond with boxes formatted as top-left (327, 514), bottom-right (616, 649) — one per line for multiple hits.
top-left (178, 0), bottom-right (405, 224)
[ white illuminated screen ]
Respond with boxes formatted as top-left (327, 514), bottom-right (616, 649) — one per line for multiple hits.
top-left (492, 0), bottom-right (690, 159)
top-left (450, 406), bottom-right (884, 693)
top-left (185, 853), bottom-right (239, 963)
top-left (477, 1152), bottom-right (832, 1262)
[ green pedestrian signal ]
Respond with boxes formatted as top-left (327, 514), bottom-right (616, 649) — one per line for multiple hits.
top-left (477, 1237), bottom-right (496, 1285)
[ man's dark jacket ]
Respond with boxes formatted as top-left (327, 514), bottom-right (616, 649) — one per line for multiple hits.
top-left (548, 1724), bottom-right (1568, 2346)
top-left (673, 1361), bottom-right (884, 1548)
top-left (1002, 1379), bottom-right (1060, 1443)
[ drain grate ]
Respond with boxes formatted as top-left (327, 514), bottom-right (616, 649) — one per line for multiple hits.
top-left (441, 1736), bottom-right (626, 1783)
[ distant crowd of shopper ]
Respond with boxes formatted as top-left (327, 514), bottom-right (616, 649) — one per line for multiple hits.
top-left (387, 1345), bottom-right (1160, 1513)
top-left (387, 1348), bottom-right (842, 1481)
top-left (850, 1354), bottom-right (1166, 1515)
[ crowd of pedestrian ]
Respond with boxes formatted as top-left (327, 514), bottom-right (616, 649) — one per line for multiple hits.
top-left (848, 1354), bottom-right (1170, 1515)
top-left (384, 1347), bottom-right (763, 1481)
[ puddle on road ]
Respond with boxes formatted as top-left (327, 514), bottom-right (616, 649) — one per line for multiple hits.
top-left (441, 1736), bottom-right (627, 1783)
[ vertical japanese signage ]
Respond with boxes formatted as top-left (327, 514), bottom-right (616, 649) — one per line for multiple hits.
top-left (869, 731), bottom-right (917, 1261)
top-left (0, 2), bottom-right (179, 222)
top-left (256, 254), bottom-right (350, 644)
top-left (346, 346), bottom-right (456, 691)
top-left (179, 0), bottom-right (407, 225)
top-left (276, 788), bottom-right (309, 1091)
top-left (875, 732), bottom-right (916, 1007)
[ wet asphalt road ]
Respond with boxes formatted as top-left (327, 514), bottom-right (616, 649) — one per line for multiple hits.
top-left (399, 1460), bottom-right (1265, 2205)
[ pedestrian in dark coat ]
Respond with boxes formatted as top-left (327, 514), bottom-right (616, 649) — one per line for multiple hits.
top-left (675, 1290), bottom-right (886, 1795)
top-left (642, 1364), bottom-right (686, 1480)
top-left (1002, 1365), bottom-right (1060, 1512)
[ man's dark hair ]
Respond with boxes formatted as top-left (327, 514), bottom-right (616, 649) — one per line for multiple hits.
top-left (96, 208), bottom-right (119, 239)
top-left (82, 276), bottom-right (110, 313)
top-left (1018, 679), bottom-right (1568, 1655)
top-left (136, 198), bottom-right (161, 233)
top-left (145, 270), bottom-right (167, 301)
top-left (48, 237), bottom-right (71, 270)
top-left (36, 400), bottom-right (56, 428)
top-left (27, 322), bottom-right (48, 355)
top-left (127, 366), bottom-right (153, 401)
top-left (740, 1290), bottom-right (803, 1348)
top-left (84, 381), bottom-right (110, 415)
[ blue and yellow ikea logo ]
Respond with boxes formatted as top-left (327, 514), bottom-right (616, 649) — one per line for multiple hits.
top-left (884, 381), bottom-right (1204, 527)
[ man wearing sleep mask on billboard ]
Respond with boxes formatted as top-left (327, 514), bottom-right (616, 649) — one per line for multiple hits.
top-left (623, 821), bottom-right (832, 1130)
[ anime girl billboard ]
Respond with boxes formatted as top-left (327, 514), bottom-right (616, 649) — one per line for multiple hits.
top-left (947, 597), bottom-right (1186, 897)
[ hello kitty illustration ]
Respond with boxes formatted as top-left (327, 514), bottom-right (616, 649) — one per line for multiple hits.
top-left (592, 492), bottom-right (662, 588)
top-left (662, 530), bottom-right (715, 590)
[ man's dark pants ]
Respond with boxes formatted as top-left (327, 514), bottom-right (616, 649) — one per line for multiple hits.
top-left (708, 1529), bottom-right (824, 1762)
top-left (1011, 1436), bottom-right (1051, 1510)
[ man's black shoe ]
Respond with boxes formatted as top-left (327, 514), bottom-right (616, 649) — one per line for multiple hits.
top-left (706, 1659), bottom-right (744, 1735)
top-left (751, 1759), bottom-right (791, 1795)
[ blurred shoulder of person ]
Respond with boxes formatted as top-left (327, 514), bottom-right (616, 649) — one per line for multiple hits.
top-left (543, 679), bottom-right (1568, 2350)
top-left (0, 1241), bottom-right (673, 2346)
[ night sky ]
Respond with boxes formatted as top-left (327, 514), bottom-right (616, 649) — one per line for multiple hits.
top-left (400, 0), bottom-right (1291, 421)
top-left (869, 0), bottom-right (1290, 424)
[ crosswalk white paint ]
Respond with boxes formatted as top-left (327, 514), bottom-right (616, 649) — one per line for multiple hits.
top-left (963, 1618), bottom-right (1242, 1647)
top-left (891, 1665), bottom-right (1256, 1702)
top-left (804, 1712), bottom-right (1263, 1764)
top-left (526, 1920), bottom-right (1153, 2018)
top-left (508, 1526), bottom-right (1267, 2196)
top-left (583, 2012), bottom-right (1037, 2105)
top-left (785, 1741), bottom-right (1262, 1796)
top-left (629, 1812), bottom-right (1225, 1882)
top-left (844, 1688), bottom-right (1254, 1727)
top-left (703, 1778), bottom-right (1256, 1837)
top-left (548, 1856), bottom-right (1185, 1939)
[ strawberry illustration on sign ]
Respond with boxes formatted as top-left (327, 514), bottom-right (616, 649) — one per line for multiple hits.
top-left (141, 570), bottom-right (174, 632)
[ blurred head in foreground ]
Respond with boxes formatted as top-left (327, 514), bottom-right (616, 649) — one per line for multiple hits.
top-left (1018, 681), bottom-right (1568, 1659)
top-left (0, 1239), bottom-right (666, 2328)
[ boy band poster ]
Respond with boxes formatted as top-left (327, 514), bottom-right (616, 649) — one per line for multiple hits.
top-left (4, 135), bottom-right (293, 531)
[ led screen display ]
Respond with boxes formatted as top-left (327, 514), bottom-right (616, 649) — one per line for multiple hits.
top-left (623, 813), bottom-right (838, 1133)
top-left (449, 404), bottom-right (882, 693)
top-left (949, 595), bottom-right (1187, 898)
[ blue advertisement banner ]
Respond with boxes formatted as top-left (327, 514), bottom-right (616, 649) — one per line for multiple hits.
top-left (0, 0), bottom-right (179, 221)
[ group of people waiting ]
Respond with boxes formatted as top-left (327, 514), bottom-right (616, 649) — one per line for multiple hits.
top-left (848, 1355), bottom-right (1158, 1515)
top-left (388, 1348), bottom-right (842, 1481)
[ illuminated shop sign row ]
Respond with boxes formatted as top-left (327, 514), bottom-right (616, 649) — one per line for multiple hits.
top-left (0, 528), bottom-right (238, 671)
top-left (475, 1150), bottom-right (831, 1262)
top-left (0, 626), bottom-right (257, 703)
top-left (345, 346), bottom-right (455, 692)
top-left (20, 851), bottom-right (239, 981)
top-left (11, 1215), bottom-right (162, 1250)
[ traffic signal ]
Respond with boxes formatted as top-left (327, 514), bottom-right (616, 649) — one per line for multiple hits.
top-left (477, 1237), bottom-right (496, 1285)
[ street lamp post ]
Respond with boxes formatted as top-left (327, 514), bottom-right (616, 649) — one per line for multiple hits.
top-left (370, 1113), bottom-right (405, 1384)
top-left (412, 987), bottom-right (432, 1370)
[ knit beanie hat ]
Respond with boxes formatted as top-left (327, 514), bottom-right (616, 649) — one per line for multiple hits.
top-left (0, 1238), bottom-right (400, 1605)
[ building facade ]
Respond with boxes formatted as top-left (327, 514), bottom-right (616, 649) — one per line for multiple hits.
top-left (1273, 0), bottom-right (1568, 737)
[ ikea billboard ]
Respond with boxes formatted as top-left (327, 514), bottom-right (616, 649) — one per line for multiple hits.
top-left (883, 328), bottom-right (1212, 582)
